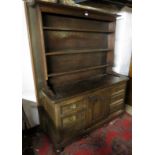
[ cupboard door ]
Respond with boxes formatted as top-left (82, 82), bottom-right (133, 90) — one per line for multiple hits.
top-left (99, 91), bottom-right (110, 117)
top-left (88, 89), bottom-right (110, 124)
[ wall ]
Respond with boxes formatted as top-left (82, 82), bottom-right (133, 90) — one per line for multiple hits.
top-left (113, 6), bottom-right (132, 75)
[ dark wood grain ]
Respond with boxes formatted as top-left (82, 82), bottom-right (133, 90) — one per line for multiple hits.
top-left (43, 27), bottom-right (115, 33)
top-left (38, 2), bottom-right (117, 22)
top-left (46, 48), bottom-right (112, 55)
top-left (46, 54), bottom-right (107, 74)
top-left (48, 69), bottom-right (107, 87)
top-left (42, 13), bottom-right (113, 32)
top-left (44, 31), bottom-right (108, 51)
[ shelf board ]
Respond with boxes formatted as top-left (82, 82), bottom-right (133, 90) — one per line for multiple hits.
top-left (46, 48), bottom-right (113, 56)
top-left (52, 74), bottom-right (128, 100)
top-left (43, 27), bottom-right (114, 33)
top-left (48, 64), bottom-right (110, 77)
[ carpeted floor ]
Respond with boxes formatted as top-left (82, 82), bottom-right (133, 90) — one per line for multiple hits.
top-left (23, 113), bottom-right (132, 155)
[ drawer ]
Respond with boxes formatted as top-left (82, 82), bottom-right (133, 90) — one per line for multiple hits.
top-left (61, 110), bottom-right (86, 129)
top-left (112, 89), bottom-right (125, 96)
top-left (112, 83), bottom-right (126, 94)
top-left (110, 101), bottom-right (124, 113)
top-left (60, 99), bottom-right (86, 115)
top-left (111, 93), bottom-right (125, 103)
top-left (111, 99), bottom-right (124, 105)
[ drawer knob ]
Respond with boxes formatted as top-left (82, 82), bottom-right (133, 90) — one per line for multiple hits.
top-left (71, 104), bottom-right (76, 109)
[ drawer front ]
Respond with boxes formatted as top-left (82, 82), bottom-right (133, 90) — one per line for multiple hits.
top-left (112, 89), bottom-right (125, 96)
top-left (111, 93), bottom-right (125, 103)
top-left (61, 110), bottom-right (86, 132)
top-left (110, 82), bottom-right (126, 113)
top-left (112, 83), bottom-right (126, 94)
top-left (110, 101), bottom-right (124, 113)
top-left (60, 98), bottom-right (86, 116)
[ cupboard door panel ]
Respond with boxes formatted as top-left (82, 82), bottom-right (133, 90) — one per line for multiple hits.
top-left (88, 89), bottom-right (110, 124)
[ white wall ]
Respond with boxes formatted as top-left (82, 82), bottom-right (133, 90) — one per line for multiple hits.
top-left (113, 6), bottom-right (132, 75)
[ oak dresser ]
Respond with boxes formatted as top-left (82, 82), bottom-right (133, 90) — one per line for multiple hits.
top-left (24, 0), bottom-right (128, 152)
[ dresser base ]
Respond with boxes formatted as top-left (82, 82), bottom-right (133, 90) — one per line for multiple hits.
top-left (38, 105), bottom-right (125, 153)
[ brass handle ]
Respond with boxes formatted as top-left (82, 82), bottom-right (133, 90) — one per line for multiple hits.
top-left (70, 104), bottom-right (76, 109)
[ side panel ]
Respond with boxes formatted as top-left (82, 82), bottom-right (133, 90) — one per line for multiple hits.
top-left (24, 3), bottom-right (48, 104)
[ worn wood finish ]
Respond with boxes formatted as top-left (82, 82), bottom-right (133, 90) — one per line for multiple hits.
top-left (46, 54), bottom-right (107, 74)
top-left (43, 27), bottom-right (114, 33)
top-left (42, 13), bottom-right (112, 32)
top-left (38, 2), bottom-right (117, 22)
top-left (25, 0), bottom-right (128, 152)
top-left (44, 31), bottom-right (108, 51)
top-left (24, 2), bottom-right (49, 102)
top-left (45, 48), bottom-right (112, 55)
top-left (48, 69), bottom-right (106, 87)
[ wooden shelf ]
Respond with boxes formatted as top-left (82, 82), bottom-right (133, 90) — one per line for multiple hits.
top-left (53, 74), bottom-right (128, 99)
top-left (43, 27), bottom-right (114, 33)
top-left (48, 64), bottom-right (110, 77)
top-left (46, 48), bottom-right (113, 56)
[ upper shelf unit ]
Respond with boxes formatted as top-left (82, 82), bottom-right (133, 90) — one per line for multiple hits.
top-left (37, 4), bottom-right (116, 86)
